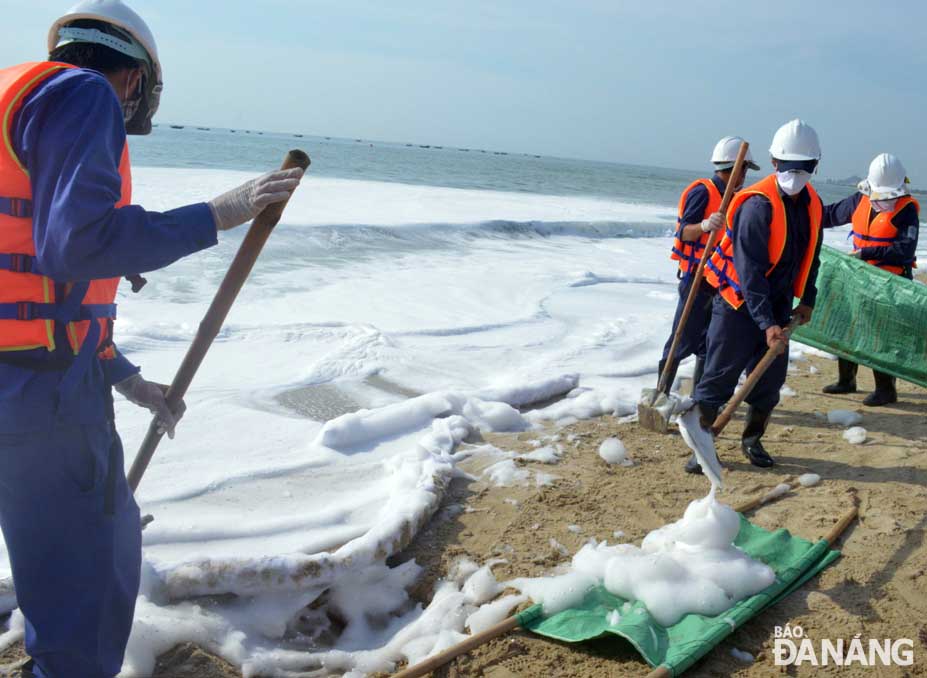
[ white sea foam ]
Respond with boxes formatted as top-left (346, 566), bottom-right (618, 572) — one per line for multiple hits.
top-left (598, 437), bottom-right (632, 466)
top-left (798, 473), bottom-right (822, 487)
top-left (843, 427), bottom-right (868, 444)
top-left (827, 409), bottom-right (863, 427)
top-left (0, 166), bottom-right (817, 673)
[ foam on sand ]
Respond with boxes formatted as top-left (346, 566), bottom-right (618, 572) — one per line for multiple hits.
top-left (827, 409), bottom-right (863, 427)
top-left (598, 437), bottom-right (632, 466)
top-left (798, 473), bottom-right (822, 487)
top-left (843, 427), bottom-right (868, 444)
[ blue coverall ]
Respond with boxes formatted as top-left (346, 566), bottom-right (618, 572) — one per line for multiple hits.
top-left (0, 68), bottom-right (217, 678)
top-left (660, 175), bottom-right (725, 382)
top-left (693, 185), bottom-right (823, 415)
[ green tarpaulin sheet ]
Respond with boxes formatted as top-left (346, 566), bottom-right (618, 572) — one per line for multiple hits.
top-left (792, 245), bottom-right (927, 389)
top-left (516, 515), bottom-right (841, 677)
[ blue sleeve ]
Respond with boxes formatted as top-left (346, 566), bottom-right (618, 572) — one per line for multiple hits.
top-left (859, 202), bottom-right (920, 266)
top-left (822, 193), bottom-right (862, 229)
top-left (732, 195), bottom-right (777, 331)
top-left (678, 183), bottom-right (710, 232)
top-left (102, 348), bottom-right (140, 386)
top-left (14, 70), bottom-right (218, 282)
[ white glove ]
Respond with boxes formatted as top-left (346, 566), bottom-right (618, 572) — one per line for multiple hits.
top-left (208, 168), bottom-right (304, 231)
top-left (700, 212), bottom-right (724, 233)
top-left (702, 212), bottom-right (724, 233)
top-left (114, 374), bottom-right (186, 439)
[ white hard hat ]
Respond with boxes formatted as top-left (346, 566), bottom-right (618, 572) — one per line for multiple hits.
top-left (769, 119), bottom-right (821, 162)
top-left (858, 153), bottom-right (910, 200)
top-left (711, 136), bottom-right (760, 171)
top-left (48, 0), bottom-right (162, 135)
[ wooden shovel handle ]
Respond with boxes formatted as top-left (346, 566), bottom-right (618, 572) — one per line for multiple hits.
top-left (392, 616), bottom-right (521, 678)
top-left (657, 142), bottom-right (749, 394)
top-left (127, 149), bottom-right (311, 492)
top-left (711, 322), bottom-right (795, 436)
top-left (825, 505), bottom-right (859, 546)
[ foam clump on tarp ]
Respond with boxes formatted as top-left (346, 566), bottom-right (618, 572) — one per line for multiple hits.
top-left (512, 495), bottom-right (774, 627)
top-left (516, 506), bottom-right (843, 676)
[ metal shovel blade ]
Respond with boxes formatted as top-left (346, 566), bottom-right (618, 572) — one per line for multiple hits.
top-left (677, 405), bottom-right (724, 488)
top-left (637, 388), bottom-right (679, 434)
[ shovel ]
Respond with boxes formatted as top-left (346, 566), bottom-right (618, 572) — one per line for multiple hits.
top-left (638, 142), bottom-right (750, 433)
top-left (677, 322), bottom-right (796, 488)
top-left (127, 149), bottom-right (311, 494)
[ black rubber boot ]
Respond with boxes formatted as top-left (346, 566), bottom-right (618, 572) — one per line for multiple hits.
top-left (823, 358), bottom-right (858, 394)
top-left (863, 370), bottom-right (897, 407)
top-left (698, 403), bottom-right (718, 430)
top-left (19, 659), bottom-right (35, 678)
top-left (684, 454), bottom-right (703, 474)
top-left (658, 358), bottom-right (679, 396)
top-left (741, 406), bottom-right (775, 468)
top-left (684, 403), bottom-right (717, 474)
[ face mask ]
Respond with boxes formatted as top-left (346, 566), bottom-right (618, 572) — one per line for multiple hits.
top-left (776, 170), bottom-right (811, 196)
top-left (872, 199), bottom-right (897, 213)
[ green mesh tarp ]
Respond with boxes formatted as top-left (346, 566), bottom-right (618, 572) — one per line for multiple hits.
top-left (516, 516), bottom-right (841, 677)
top-left (792, 245), bottom-right (927, 388)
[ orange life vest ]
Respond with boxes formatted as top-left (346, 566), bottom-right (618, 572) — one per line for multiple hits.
top-left (704, 174), bottom-right (822, 310)
top-left (0, 61), bottom-right (130, 361)
top-left (670, 178), bottom-right (723, 276)
top-left (851, 195), bottom-right (919, 276)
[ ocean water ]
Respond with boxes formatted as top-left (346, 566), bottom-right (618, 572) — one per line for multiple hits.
top-left (0, 127), bottom-right (921, 675)
top-left (135, 126), bottom-right (857, 206)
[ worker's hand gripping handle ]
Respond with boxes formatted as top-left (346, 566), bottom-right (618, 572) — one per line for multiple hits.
top-left (711, 321), bottom-right (795, 436)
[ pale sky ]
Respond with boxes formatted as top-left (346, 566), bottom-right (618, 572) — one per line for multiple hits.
top-left (2, 0), bottom-right (925, 181)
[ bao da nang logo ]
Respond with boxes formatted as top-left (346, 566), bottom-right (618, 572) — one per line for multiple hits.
top-left (774, 624), bottom-right (915, 667)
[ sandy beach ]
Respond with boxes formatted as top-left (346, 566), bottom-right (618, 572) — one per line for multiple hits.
top-left (3, 353), bottom-right (925, 677)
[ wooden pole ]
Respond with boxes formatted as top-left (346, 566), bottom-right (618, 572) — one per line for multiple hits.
top-left (655, 142), bottom-right (749, 395)
top-left (732, 480), bottom-right (799, 514)
top-left (127, 149), bottom-right (311, 491)
top-left (825, 505), bottom-right (859, 546)
top-left (392, 616), bottom-right (521, 678)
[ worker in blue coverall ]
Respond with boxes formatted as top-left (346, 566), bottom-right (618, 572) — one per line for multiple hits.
top-left (660, 136), bottom-right (760, 396)
top-left (821, 153), bottom-right (920, 406)
top-left (688, 120), bottom-right (824, 473)
top-left (0, 2), bottom-right (303, 676)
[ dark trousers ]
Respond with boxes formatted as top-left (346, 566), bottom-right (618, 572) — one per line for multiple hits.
top-left (0, 422), bottom-right (141, 678)
top-left (661, 275), bottom-right (715, 364)
top-left (692, 296), bottom-right (790, 413)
